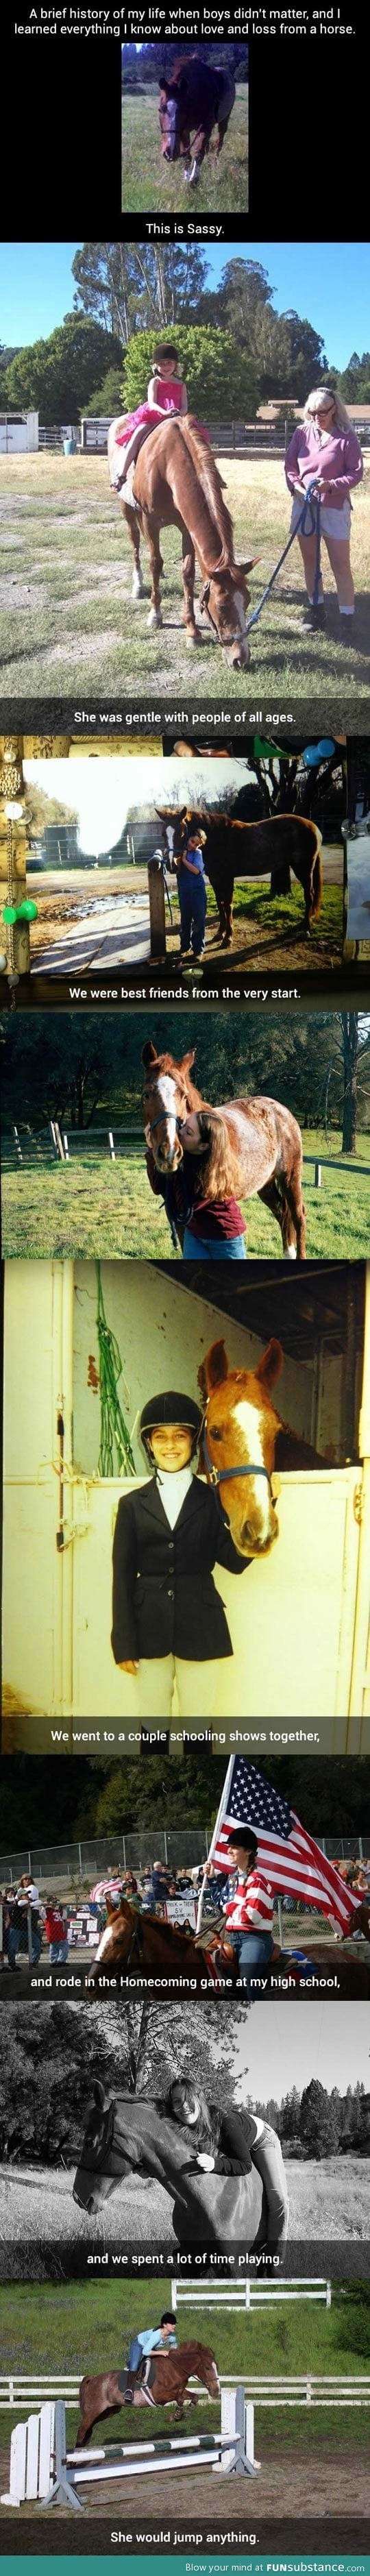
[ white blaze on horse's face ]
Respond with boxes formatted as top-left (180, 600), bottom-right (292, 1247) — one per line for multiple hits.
top-left (151, 1074), bottom-right (184, 1171)
top-left (230, 1398), bottom-right (278, 1554)
top-left (208, 579), bottom-right (250, 671)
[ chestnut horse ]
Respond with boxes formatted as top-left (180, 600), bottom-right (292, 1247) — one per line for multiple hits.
top-left (159, 806), bottom-right (323, 944)
top-left (87, 1891), bottom-right (224, 1991)
top-left (118, 417), bottom-right (257, 666)
top-left (77, 2342), bottom-right (221, 2446)
top-left (142, 1040), bottom-right (307, 1260)
top-left (159, 56), bottom-right (236, 184)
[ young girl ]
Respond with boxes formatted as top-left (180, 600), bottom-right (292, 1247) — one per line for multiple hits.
top-left (175, 826), bottom-right (208, 959)
top-left (111, 1388), bottom-right (251, 1719)
top-left (109, 343), bottom-right (209, 491)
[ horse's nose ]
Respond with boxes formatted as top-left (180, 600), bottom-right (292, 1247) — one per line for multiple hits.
top-left (228, 639), bottom-right (250, 670)
top-left (241, 1511), bottom-right (278, 1554)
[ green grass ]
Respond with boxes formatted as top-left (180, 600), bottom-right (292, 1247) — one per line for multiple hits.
top-left (122, 82), bottom-right (249, 214)
top-left (2, 1127), bottom-right (370, 1262)
top-left (0, 2279), bottom-right (368, 2460)
top-left (1, 452), bottom-right (368, 701)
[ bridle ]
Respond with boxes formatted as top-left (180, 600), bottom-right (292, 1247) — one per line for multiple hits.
top-left (201, 1421), bottom-right (273, 1496)
top-left (143, 1081), bottom-right (190, 1141)
top-left (199, 577), bottom-right (247, 650)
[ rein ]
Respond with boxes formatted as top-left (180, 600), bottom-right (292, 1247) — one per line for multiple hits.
top-left (202, 1423), bottom-right (273, 1494)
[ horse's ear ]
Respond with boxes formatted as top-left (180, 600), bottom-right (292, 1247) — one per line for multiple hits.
top-left (239, 557), bottom-right (261, 575)
top-left (199, 1338), bottom-right (229, 1397)
top-left (179, 1048), bottom-right (196, 1077)
top-left (142, 1040), bottom-right (158, 1068)
top-left (256, 1338), bottom-right (284, 1393)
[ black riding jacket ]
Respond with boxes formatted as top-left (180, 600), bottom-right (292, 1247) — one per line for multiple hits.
top-left (112, 1474), bottom-right (250, 1663)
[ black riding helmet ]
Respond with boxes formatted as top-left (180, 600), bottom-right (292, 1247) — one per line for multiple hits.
top-left (140, 1391), bottom-right (202, 1462)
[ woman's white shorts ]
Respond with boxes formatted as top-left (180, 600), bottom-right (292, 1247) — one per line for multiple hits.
top-left (290, 494), bottom-right (352, 541)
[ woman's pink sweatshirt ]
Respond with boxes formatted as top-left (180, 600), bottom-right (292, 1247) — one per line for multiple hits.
top-left (285, 419), bottom-right (363, 507)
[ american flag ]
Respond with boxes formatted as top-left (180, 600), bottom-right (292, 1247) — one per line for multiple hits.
top-left (196, 1758), bottom-right (361, 1934)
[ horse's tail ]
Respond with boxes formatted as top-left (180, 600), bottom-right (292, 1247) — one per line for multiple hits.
top-left (311, 826), bottom-right (323, 918)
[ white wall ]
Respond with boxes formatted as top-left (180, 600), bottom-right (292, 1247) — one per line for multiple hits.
top-left (72, 1261), bottom-right (321, 1475)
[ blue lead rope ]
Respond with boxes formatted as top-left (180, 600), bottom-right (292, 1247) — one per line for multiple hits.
top-left (246, 478), bottom-right (321, 635)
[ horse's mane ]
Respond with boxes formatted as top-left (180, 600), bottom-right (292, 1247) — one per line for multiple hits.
top-left (173, 421), bottom-right (236, 574)
top-left (149, 1050), bottom-right (205, 1112)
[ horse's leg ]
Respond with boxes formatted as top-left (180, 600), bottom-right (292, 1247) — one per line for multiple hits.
top-left (214, 115), bottom-right (229, 158)
top-left (145, 514), bottom-right (164, 630)
top-left (285, 1162), bottom-right (307, 1261)
top-left (294, 861), bottom-right (312, 935)
top-left (184, 125), bottom-right (208, 182)
top-left (182, 526), bottom-right (199, 649)
top-left (258, 1177), bottom-right (291, 1258)
top-left (121, 500), bottom-right (146, 604)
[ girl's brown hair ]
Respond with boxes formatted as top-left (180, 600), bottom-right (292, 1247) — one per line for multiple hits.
top-left (193, 1112), bottom-right (243, 1205)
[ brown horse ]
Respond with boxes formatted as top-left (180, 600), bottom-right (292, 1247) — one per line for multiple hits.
top-left (87, 1892), bottom-right (225, 1991)
top-left (119, 417), bottom-right (257, 665)
top-left (142, 1040), bottom-right (307, 1259)
top-left (85, 1891), bottom-right (370, 1996)
top-left (76, 2342), bottom-right (221, 2447)
top-left (159, 56), bottom-right (236, 182)
top-left (159, 807), bottom-right (323, 944)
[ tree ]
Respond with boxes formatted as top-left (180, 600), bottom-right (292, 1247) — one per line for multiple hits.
top-left (121, 323), bottom-right (258, 421)
top-left (72, 243), bottom-right (208, 341)
top-left (299, 2078), bottom-right (341, 2158)
top-left (83, 367), bottom-right (123, 417)
top-left (3, 316), bottom-right (123, 425)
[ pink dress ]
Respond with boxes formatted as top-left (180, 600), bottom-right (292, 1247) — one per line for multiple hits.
top-left (114, 378), bottom-right (209, 445)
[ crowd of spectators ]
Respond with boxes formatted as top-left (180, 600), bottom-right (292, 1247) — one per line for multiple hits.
top-left (1, 1854), bottom-right (369, 1970)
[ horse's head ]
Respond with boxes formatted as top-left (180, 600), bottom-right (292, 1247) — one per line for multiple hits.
top-left (158, 79), bottom-right (180, 158)
top-left (199, 1336), bottom-right (283, 1558)
top-left (142, 1037), bottom-right (199, 1172)
top-left (193, 2343), bottom-right (221, 2399)
top-left (88, 1896), bottom-right (134, 1983)
top-left (73, 2081), bottom-right (119, 2213)
top-left (199, 562), bottom-right (259, 671)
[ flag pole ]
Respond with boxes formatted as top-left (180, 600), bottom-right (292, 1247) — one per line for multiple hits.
top-left (196, 1755), bottom-right (235, 1933)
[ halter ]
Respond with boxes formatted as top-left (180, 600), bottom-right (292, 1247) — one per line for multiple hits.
top-left (199, 578), bottom-right (246, 650)
top-left (202, 1423), bottom-right (273, 1495)
top-left (145, 1108), bottom-right (186, 1137)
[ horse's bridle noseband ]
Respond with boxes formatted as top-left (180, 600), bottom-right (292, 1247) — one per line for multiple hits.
top-left (202, 1423), bottom-right (273, 1495)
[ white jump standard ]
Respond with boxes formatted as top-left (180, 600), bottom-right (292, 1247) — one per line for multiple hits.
top-left (1, 2388), bottom-right (258, 2513)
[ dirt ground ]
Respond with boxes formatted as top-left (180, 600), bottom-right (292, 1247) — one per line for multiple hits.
top-left (0, 2439), bottom-right (367, 2522)
top-left (28, 854), bottom-right (343, 977)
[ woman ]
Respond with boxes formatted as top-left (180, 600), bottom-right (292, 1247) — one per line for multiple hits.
top-left (145, 1118), bottom-right (247, 1262)
top-left (111, 1389), bottom-right (251, 1719)
top-left (285, 385), bottom-right (363, 630)
top-left (164, 2078), bottom-right (288, 2249)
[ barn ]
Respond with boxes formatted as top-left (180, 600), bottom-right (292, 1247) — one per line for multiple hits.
top-left (0, 411), bottom-right (38, 452)
top-left (2, 1260), bottom-right (370, 1749)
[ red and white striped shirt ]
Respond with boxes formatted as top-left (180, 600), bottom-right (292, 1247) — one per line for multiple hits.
top-left (223, 1869), bottom-right (274, 1935)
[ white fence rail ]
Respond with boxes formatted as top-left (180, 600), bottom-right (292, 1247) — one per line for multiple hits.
top-left (171, 2276), bottom-right (332, 2312)
top-left (1, 2371), bottom-right (369, 2412)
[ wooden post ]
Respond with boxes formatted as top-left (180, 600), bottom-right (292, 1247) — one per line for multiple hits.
top-left (147, 857), bottom-right (166, 958)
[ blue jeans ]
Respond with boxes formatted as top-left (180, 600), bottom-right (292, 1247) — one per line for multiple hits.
top-left (183, 1228), bottom-right (247, 1261)
top-left (228, 1930), bottom-right (273, 1986)
top-left (49, 1939), bottom-right (69, 1963)
top-left (8, 1925), bottom-right (42, 1967)
top-left (179, 881), bottom-right (207, 955)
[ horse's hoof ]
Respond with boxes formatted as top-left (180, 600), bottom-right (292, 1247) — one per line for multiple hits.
top-left (147, 609), bottom-right (162, 629)
top-left (186, 630), bottom-right (199, 650)
top-left (132, 582), bottom-right (145, 604)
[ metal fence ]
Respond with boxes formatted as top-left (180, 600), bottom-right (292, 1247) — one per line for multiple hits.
top-left (1, 1832), bottom-right (369, 1889)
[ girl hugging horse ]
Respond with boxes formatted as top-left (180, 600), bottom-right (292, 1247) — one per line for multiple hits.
top-left (109, 341), bottom-right (210, 493)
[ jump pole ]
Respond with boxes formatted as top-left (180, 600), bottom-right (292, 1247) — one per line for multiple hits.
top-left (1, 2389), bottom-right (258, 2512)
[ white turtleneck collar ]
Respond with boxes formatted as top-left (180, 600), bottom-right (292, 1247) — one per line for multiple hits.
top-left (156, 1464), bottom-right (195, 1528)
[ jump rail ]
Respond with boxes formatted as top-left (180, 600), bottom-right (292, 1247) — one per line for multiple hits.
top-left (1, 2388), bottom-right (257, 2512)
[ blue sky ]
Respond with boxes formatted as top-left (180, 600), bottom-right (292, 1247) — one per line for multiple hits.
top-left (1, 240), bottom-right (368, 369)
